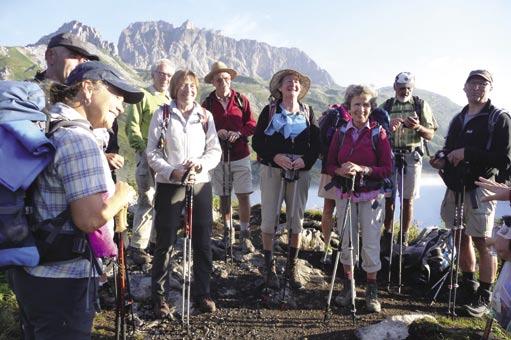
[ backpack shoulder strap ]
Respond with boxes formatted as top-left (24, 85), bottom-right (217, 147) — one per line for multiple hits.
top-left (337, 124), bottom-right (348, 150)
top-left (371, 125), bottom-right (382, 151)
top-left (200, 106), bottom-right (209, 134)
top-left (47, 119), bottom-right (92, 136)
top-left (486, 107), bottom-right (510, 150)
top-left (383, 98), bottom-right (394, 113)
top-left (234, 91), bottom-right (245, 112)
top-left (413, 96), bottom-right (424, 120)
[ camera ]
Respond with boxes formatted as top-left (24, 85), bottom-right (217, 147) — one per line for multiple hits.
top-left (434, 150), bottom-right (446, 160)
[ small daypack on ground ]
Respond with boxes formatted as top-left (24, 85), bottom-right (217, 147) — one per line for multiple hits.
top-left (400, 227), bottom-right (453, 294)
top-left (0, 80), bottom-right (101, 269)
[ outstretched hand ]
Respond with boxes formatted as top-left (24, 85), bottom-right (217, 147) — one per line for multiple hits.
top-left (475, 176), bottom-right (511, 202)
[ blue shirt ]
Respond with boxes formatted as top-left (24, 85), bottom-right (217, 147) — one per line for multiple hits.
top-left (264, 105), bottom-right (307, 139)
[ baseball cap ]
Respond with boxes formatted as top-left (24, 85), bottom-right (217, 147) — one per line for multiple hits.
top-left (466, 69), bottom-right (493, 84)
top-left (394, 72), bottom-right (415, 87)
top-left (47, 33), bottom-right (100, 61)
top-left (66, 61), bottom-right (144, 104)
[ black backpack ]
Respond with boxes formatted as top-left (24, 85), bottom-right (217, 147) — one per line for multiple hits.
top-left (400, 227), bottom-right (453, 294)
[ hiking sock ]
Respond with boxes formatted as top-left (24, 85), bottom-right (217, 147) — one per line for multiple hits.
top-left (345, 271), bottom-right (353, 280)
top-left (479, 281), bottom-right (492, 293)
top-left (263, 250), bottom-right (273, 269)
top-left (367, 278), bottom-right (377, 285)
top-left (240, 222), bottom-right (249, 232)
top-left (462, 272), bottom-right (475, 282)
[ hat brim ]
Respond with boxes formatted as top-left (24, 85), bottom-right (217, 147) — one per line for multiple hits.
top-left (269, 69), bottom-right (310, 100)
top-left (466, 74), bottom-right (492, 84)
top-left (104, 77), bottom-right (144, 104)
top-left (204, 68), bottom-right (238, 84)
top-left (60, 44), bottom-right (100, 61)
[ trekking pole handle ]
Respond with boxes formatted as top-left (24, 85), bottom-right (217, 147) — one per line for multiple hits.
top-left (114, 205), bottom-right (128, 233)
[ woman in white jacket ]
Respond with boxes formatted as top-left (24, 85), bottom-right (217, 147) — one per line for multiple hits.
top-left (146, 69), bottom-right (221, 318)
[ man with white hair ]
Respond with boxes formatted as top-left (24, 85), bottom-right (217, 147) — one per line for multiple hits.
top-left (126, 59), bottom-right (173, 265)
top-left (381, 72), bottom-right (437, 247)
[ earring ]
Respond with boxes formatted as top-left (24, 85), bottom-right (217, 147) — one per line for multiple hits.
top-left (83, 97), bottom-right (91, 106)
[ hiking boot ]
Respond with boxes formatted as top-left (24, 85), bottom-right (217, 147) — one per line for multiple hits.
top-left (146, 242), bottom-right (156, 256)
top-left (365, 283), bottom-right (382, 313)
top-left (263, 262), bottom-right (280, 290)
top-left (239, 230), bottom-right (255, 253)
top-left (194, 296), bottom-right (217, 313)
top-left (334, 279), bottom-right (356, 307)
top-left (128, 246), bottom-right (152, 265)
top-left (398, 232), bottom-right (409, 247)
top-left (457, 279), bottom-right (479, 305)
top-left (153, 296), bottom-right (174, 319)
top-left (288, 261), bottom-right (304, 290)
top-left (462, 289), bottom-right (491, 318)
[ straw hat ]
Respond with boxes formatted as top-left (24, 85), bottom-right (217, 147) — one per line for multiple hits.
top-left (204, 61), bottom-right (238, 84)
top-left (269, 69), bottom-right (310, 100)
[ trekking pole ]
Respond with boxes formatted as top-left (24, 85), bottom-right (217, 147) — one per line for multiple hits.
top-left (114, 205), bottom-right (134, 340)
top-left (222, 140), bottom-right (234, 264)
top-left (397, 152), bottom-right (406, 294)
top-left (387, 154), bottom-right (400, 291)
top-left (281, 167), bottom-right (299, 303)
top-left (324, 176), bottom-right (355, 322)
top-left (448, 182), bottom-right (465, 318)
top-left (181, 171), bottom-right (194, 327)
top-left (347, 182), bottom-right (357, 325)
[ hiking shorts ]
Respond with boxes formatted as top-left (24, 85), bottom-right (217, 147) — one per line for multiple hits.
top-left (385, 150), bottom-right (423, 200)
top-left (211, 156), bottom-right (253, 196)
top-left (336, 195), bottom-right (384, 273)
top-left (440, 187), bottom-right (497, 238)
top-left (259, 164), bottom-right (310, 234)
top-left (318, 173), bottom-right (337, 200)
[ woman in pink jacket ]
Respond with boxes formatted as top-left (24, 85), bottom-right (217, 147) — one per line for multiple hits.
top-left (326, 84), bottom-right (392, 313)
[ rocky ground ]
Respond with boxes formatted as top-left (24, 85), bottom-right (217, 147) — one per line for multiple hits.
top-left (91, 206), bottom-right (507, 339)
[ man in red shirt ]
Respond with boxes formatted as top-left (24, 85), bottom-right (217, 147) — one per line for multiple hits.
top-left (203, 61), bottom-right (256, 253)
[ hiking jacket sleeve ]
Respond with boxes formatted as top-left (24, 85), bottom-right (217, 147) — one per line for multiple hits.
top-left (252, 105), bottom-right (275, 162)
top-left (239, 94), bottom-right (256, 137)
top-left (302, 106), bottom-right (320, 169)
top-left (126, 95), bottom-right (147, 152)
top-left (464, 111), bottom-right (511, 175)
top-left (372, 129), bottom-right (393, 180)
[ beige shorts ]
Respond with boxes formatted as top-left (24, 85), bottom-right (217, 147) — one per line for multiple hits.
top-left (259, 164), bottom-right (311, 234)
top-left (336, 196), bottom-right (384, 273)
top-left (385, 151), bottom-right (422, 200)
top-left (211, 156), bottom-right (253, 196)
top-left (318, 174), bottom-right (337, 200)
top-left (440, 187), bottom-right (497, 238)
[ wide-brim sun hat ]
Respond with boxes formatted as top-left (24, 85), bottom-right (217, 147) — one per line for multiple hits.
top-left (269, 69), bottom-right (310, 100)
top-left (65, 61), bottom-right (144, 104)
top-left (204, 61), bottom-right (238, 84)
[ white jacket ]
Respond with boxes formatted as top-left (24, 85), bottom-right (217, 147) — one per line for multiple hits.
top-left (147, 100), bottom-right (221, 184)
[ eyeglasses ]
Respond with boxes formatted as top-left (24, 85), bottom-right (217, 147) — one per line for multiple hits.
top-left (155, 71), bottom-right (172, 78)
top-left (467, 81), bottom-right (491, 89)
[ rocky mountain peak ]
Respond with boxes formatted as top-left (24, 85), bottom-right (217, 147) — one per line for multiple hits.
top-left (117, 20), bottom-right (336, 86)
top-left (30, 20), bottom-right (117, 55)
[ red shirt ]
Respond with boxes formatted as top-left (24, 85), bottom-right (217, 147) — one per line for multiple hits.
top-left (202, 89), bottom-right (256, 161)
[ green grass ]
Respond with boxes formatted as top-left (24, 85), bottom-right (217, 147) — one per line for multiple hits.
top-left (0, 47), bottom-right (39, 80)
top-left (0, 272), bottom-right (20, 340)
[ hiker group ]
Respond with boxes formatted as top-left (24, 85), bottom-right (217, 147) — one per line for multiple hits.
top-left (1, 32), bottom-right (510, 339)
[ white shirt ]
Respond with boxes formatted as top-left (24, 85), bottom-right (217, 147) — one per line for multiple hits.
top-left (147, 100), bottom-right (222, 184)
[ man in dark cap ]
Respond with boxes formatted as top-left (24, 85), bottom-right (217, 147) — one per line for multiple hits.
top-left (35, 32), bottom-right (99, 84)
top-left (431, 69), bottom-right (511, 318)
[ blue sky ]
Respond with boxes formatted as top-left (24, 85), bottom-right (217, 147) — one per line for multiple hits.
top-left (1, 0), bottom-right (510, 109)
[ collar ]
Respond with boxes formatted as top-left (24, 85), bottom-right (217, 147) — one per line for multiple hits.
top-left (460, 99), bottom-right (493, 118)
top-left (148, 85), bottom-right (170, 99)
top-left (49, 102), bottom-right (90, 123)
top-left (214, 89), bottom-right (232, 102)
top-left (346, 119), bottom-right (370, 131)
